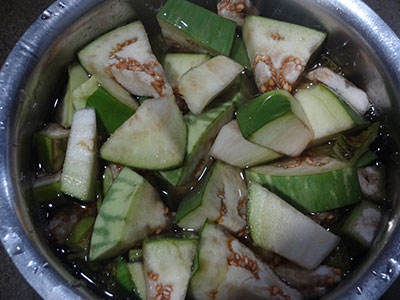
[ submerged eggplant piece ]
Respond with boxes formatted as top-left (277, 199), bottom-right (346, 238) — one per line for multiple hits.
top-left (307, 67), bottom-right (370, 115)
top-left (189, 222), bottom-right (302, 300)
top-left (79, 21), bottom-right (172, 98)
top-left (248, 183), bottom-right (340, 269)
top-left (217, 0), bottom-right (260, 27)
top-left (243, 15), bottom-right (326, 93)
top-left (246, 155), bottom-right (361, 212)
top-left (358, 165), bottom-right (386, 202)
top-left (100, 96), bottom-right (187, 170)
top-left (143, 235), bottom-right (198, 300)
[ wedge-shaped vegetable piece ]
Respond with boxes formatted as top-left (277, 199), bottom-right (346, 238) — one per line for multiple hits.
top-left (295, 84), bottom-right (366, 144)
top-left (246, 155), bottom-right (361, 212)
top-left (237, 89), bottom-right (313, 156)
top-left (143, 235), bottom-right (198, 300)
top-left (87, 88), bottom-right (136, 135)
top-left (243, 15), bottom-right (326, 93)
top-left (332, 122), bottom-right (379, 164)
top-left (248, 183), bottom-right (340, 269)
top-left (157, 0), bottom-right (236, 56)
top-left (56, 61), bottom-right (88, 127)
top-left (307, 67), bottom-right (370, 115)
top-left (32, 172), bottom-right (63, 204)
top-left (230, 36), bottom-right (251, 69)
top-left (61, 108), bottom-right (98, 202)
top-left (72, 75), bottom-right (138, 112)
top-left (160, 101), bottom-right (234, 186)
top-left (189, 222), bottom-right (302, 300)
top-left (217, 0), bottom-right (260, 27)
top-left (176, 161), bottom-right (247, 234)
top-left (100, 96), bottom-right (187, 170)
top-left (90, 168), bottom-right (169, 260)
top-left (163, 53), bottom-right (211, 88)
top-left (358, 165), bottom-right (385, 202)
top-left (117, 258), bottom-right (147, 299)
top-left (65, 216), bottom-right (95, 252)
top-left (179, 55), bottom-right (243, 115)
top-left (128, 262), bottom-right (147, 299)
top-left (72, 76), bottom-right (99, 110)
top-left (78, 21), bottom-right (172, 98)
top-left (102, 164), bottom-right (122, 196)
top-left (35, 123), bottom-right (69, 173)
top-left (210, 120), bottom-right (281, 168)
top-left (340, 201), bottom-right (382, 249)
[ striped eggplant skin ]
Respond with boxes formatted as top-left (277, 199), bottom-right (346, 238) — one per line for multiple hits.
top-left (89, 168), bottom-right (169, 261)
top-left (157, 0), bottom-right (236, 56)
top-left (246, 156), bottom-right (362, 212)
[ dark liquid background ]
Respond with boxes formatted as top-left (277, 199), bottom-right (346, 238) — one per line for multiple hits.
top-left (0, 0), bottom-right (400, 299)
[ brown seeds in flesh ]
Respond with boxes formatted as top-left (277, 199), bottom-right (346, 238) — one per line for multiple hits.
top-left (148, 271), bottom-right (174, 300)
top-left (215, 191), bottom-right (227, 224)
top-left (226, 236), bottom-right (260, 279)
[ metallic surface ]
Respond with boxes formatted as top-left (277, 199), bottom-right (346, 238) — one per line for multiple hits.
top-left (0, 0), bottom-right (399, 299)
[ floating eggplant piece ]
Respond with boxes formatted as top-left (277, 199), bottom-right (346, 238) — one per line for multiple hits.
top-left (243, 15), bottom-right (326, 93)
top-left (307, 67), bottom-right (370, 115)
top-left (217, 0), bottom-right (260, 26)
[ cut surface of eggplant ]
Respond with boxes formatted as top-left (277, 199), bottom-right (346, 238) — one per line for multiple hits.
top-left (307, 67), bottom-right (370, 115)
top-left (143, 236), bottom-right (198, 300)
top-left (246, 155), bottom-right (361, 212)
top-left (294, 84), bottom-right (363, 144)
top-left (35, 123), bottom-right (69, 173)
top-left (160, 100), bottom-right (234, 186)
top-left (210, 120), bottom-right (281, 168)
top-left (89, 168), bottom-right (169, 260)
top-left (157, 0), bottom-right (236, 56)
top-left (189, 221), bottom-right (302, 300)
top-left (100, 96), bottom-right (187, 170)
top-left (248, 183), bottom-right (340, 269)
top-left (163, 53), bottom-right (211, 88)
top-left (176, 161), bottom-right (247, 234)
top-left (61, 108), bottom-right (98, 202)
top-left (243, 15), bottom-right (326, 93)
top-left (237, 89), bottom-right (313, 157)
top-left (78, 21), bottom-right (172, 98)
top-left (56, 61), bottom-right (88, 127)
top-left (179, 55), bottom-right (243, 115)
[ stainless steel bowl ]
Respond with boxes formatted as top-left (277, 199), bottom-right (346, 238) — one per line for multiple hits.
top-left (1, 0), bottom-right (400, 299)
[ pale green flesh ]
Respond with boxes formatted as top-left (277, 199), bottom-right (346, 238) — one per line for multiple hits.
top-left (242, 15), bottom-right (325, 90)
top-left (56, 61), bottom-right (88, 127)
top-left (72, 76), bottom-right (99, 110)
top-left (32, 172), bottom-right (62, 203)
top-left (100, 96), bottom-right (187, 170)
top-left (157, 0), bottom-right (236, 56)
top-left (210, 120), bottom-right (282, 168)
top-left (143, 237), bottom-right (198, 300)
top-left (160, 101), bottom-right (235, 186)
top-left (163, 53), bottom-right (211, 88)
top-left (246, 156), bottom-right (361, 212)
top-left (189, 222), bottom-right (302, 300)
top-left (61, 108), bottom-right (98, 202)
top-left (179, 55), bottom-right (243, 115)
top-left (176, 161), bottom-right (247, 234)
top-left (340, 201), bottom-right (382, 248)
top-left (248, 183), bottom-right (340, 269)
top-left (78, 21), bottom-right (171, 98)
top-left (90, 168), bottom-right (169, 260)
top-left (294, 84), bottom-right (357, 144)
top-left (35, 123), bottom-right (69, 173)
top-left (248, 111), bottom-right (313, 157)
top-left (128, 262), bottom-right (147, 299)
